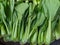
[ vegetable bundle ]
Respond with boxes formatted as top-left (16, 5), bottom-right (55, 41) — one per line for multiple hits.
top-left (0, 0), bottom-right (60, 45)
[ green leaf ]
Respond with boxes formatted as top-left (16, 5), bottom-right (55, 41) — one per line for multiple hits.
top-left (31, 30), bottom-right (38, 44)
top-left (15, 3), bottom-right (29, 20)
top-left (9, 0), bottom-right (14, 14)
top-left (0, 3), bottom-right (6, 20)
top-left (1, 25), bottom-right (6, 36)
top-left (45, 16), bottom-right (51, 44)
top-left (45, 0), bottom-right (60, 21)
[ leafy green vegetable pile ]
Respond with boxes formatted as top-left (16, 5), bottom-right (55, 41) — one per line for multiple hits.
top-left (0, 0), bottom-right (60, 45)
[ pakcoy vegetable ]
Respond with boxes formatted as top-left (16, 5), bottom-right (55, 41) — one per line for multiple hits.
top-left (0, 0), bottom-right (60, 45)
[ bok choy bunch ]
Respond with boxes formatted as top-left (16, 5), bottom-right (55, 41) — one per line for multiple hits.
top-left (0, 0), bottom-right (60, 45)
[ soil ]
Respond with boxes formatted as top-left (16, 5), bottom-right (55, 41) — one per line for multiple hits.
top-left (0, 38), bottom-right (30, 45)
top-left (0, 38), bottom-right (60, 45)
